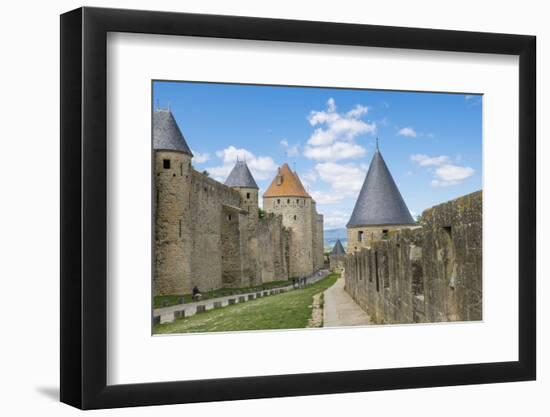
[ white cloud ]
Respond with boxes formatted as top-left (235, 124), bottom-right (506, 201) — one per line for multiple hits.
top-left (346, 104), bottom-right (369, 118)
top-left (206, 145), bottom-right (278, 182)
top-left (410, 154), bottom-right (451, 167)
top-left (304, 141), bottom-right (366, 162)
top-left (315, 162), bottom-right (366, 196)
top-left (191, 151), bottom-right (210, 164)
top-left (304, 98), bottom-right (375, 161)
top-left (280, 139), bottom-right (300, 157)
top-left (323, 210), bottom-right (351, 229)
top-left (411, 153), bottom-right (474, 187)
top-left (303, 169), bottom-right (318, 183)
top-left (310, 191), bottom-right (345, 205)
top-left (397, 127), bottom-right (417, 138)
top-left (431, 165), bottom-right (475, 187)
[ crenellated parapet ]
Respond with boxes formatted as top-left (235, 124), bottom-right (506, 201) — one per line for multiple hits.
top-left (344, 191), bottom-right (482, 324)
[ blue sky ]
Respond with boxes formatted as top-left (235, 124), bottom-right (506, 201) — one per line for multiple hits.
top-left (153, 81), bottom-right (482, 230)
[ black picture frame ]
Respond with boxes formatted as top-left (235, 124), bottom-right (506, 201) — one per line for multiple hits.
top-left (60, 6), bottom-right (536, 410)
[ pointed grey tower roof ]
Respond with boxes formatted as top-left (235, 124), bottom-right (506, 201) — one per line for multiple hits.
top-left (153, 108), bottom-right (193, 156)
top-left (331, 239), bottom-right (346, 255)
top-left (347, 149), bottom-right (415, 227)
top-left (224, 160), bottom-right (259, 189)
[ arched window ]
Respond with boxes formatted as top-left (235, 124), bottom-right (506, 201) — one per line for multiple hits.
top-left (293, 215), bottom-right (297, 220)
top-left (246, 192), bottom-right (250, 199)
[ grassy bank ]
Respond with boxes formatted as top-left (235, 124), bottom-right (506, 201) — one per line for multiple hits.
top-left (153, 279), bottom-right (293, 308)
top-left (153, 273), bottom-right (339, 334)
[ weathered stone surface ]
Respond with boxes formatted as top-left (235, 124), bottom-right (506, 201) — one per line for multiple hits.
top-left (196, 305), bottom-right (206, 313)
top-left (160, 313), bottom-right (175, 324)
top-left (153, 153), bottom-right (323, 297)
top-left (174, 310), bottom-right (185, 319)
top-left (344, 191), bottom-right (482, 324)
top-left (329, 253), bottom-right (346, 273)
top-left (213, 301), bottom-right (222, 309)
top-left (263, 195), bottom-right (322, 278)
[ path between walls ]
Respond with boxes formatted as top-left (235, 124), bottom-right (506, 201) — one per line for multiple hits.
top-left (323, 275), bottom-right (371, 328)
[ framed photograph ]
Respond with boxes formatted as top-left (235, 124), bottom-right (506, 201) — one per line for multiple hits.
top-left (60, 6), bottom-right (536, 409)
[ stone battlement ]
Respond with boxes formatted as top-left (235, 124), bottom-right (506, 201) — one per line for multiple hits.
top-left (343, 191), bottom-right (482, 324)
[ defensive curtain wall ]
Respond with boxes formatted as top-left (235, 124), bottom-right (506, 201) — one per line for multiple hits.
top-left (343, 191), bottom-right (482, 324)
top-left (153, 108), bottom-right (323, 296)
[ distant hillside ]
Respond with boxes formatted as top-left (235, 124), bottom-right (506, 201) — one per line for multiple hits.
top-left (324, 228), bottom-right (347, 252)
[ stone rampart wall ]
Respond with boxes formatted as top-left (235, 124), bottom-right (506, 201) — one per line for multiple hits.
top-left (344, 191), bottom-right (482, 324)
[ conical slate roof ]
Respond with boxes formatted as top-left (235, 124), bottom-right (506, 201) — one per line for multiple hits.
top-left (264, 164), bottom-right (310, 198)
top-left (331, 239), bottom-right (346, 255)
top-left (347, 149), bottom-right (415, 227)
top-left (225, 160), bottom-right (259, 189)
top-left (153, 109), bottom-right (193, 155)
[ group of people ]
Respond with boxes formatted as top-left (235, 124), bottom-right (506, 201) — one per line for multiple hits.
top-left (292, 276), bottom-right (308, 289)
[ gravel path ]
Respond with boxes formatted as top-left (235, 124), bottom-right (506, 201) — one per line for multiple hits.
top-left (323, 276), bottom-right (371, 328)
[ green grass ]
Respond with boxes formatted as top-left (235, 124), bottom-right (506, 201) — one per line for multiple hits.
top-left (153, 273), bottom-right (339, 334)
top-left (153, 279), bottom-right (294, 308)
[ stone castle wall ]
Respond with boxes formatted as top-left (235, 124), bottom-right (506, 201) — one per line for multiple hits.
top-left (347, 224), bottom-right (416, 253)
top-left (263, 197), bottom-right (318, 278)
top-left (344, 191), bottom-right (482, 324)
top-left (329, 253), bottom-right (346, 273)
top-left (312, 201), bottom-right (325, 271)
top-left (188, 170), bottom-right (242, 292)
top-left (257, 213), bottom-right (290, 283)
top-left (154, 154), bottom-right (319, 296)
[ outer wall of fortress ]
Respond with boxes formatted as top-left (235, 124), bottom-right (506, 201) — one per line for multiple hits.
top-left (340, 191), bottom-right (482, 324)
top-left (153, 151), bottom-right (324, 296)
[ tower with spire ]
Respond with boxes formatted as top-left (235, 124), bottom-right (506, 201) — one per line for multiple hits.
top-left (263, 163), bottom-right (324, 277)
top-left (224, 159), bottom-right (259, 215)
top-left (153, 108), bottom-right (194, 295)
top-left (329, 239), bottom-right (346, 272)
top-left (347, 141), bottom-right (415, 252)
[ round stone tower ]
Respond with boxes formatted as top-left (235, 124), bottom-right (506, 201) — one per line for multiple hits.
top-left (153, 108), bottom-right (194, 296)
top-left (263, 163), bottom-right (314, 278)
top-left (346, 143), bottom-right (415, 252)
